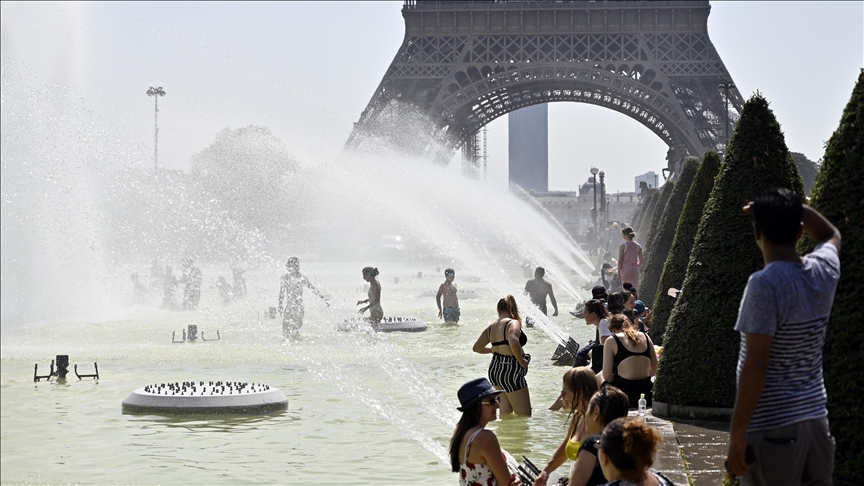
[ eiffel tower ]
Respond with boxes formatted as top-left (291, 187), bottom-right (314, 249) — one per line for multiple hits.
top-left (346, 0), bottom-right (743, 176)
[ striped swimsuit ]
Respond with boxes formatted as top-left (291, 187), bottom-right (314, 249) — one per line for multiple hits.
top-left (488, 319), bottom-right (528, 393)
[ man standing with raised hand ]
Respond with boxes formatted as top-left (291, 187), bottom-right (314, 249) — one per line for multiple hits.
top-left (278, 257), bottom-right (329, 337)
top-left (524, 266), bottom-right (558, 317)
top-left (726, 188), bottom-right (841, 486)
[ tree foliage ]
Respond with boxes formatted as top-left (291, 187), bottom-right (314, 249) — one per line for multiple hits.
top-left (104, 168), bottom-right (269, 265)
top-left (639, 158), bottom-right (698, 309)
top-left (654, 93), bottom-right (804, 407)
top-left (635, 190), bottom-right (658, 229)
top-left (628, 193), bottom-right (647, 229)
top-left (190, 125), bottom-right (298, 231)
top-left (798, 70), bottom-right (864, 484)
top-left (634, 190), bottom-right (660, 243)
top-left (791, 151), bottom-right (819, 196)
top-left (642, 180), bottom-right (675, 268)
top-left (649, 151), bottom-right (721, 345)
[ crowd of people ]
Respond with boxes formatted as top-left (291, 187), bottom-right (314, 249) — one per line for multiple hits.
top-left (451, 376), bottom-right (674, 486)
top-left (130, 257), bottom-right (246, 310)
top-left (130, 189), bottom-right (841, 486)
top-left (449, 189), bottom-right (841, 486)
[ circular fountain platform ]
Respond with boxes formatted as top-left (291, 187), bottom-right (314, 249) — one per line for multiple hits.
top-left (337, 317), bottom-right (427, 333)
top-left (122, 381), bottom-right (288, 414)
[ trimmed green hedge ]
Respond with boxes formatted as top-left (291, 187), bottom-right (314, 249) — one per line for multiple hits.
top-left (639, 158), bottom-right (699, 308)
top-left (650, 151), bottom-right (721, 345)
top-left (654, 93), bottom-right (804, 407)
top-left (631, 190), bottom-right (655, 235)
top-left (791, 151), bottom-right (819, 196)
top-left (642, 180), bottom-right (675, 275)
top-left (634, 190), bottom-right (660, 246)
top-left (629, 203), bottom-right (644, 232)
top-left (798, 70), bottom-right (863, 485)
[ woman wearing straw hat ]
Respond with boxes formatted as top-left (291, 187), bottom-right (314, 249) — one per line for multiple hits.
top-left (449, 378), bottom-right (522, 486)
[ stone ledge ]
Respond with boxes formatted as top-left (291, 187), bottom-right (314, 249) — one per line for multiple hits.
top-left (653, 401), bottom-right (732, 422)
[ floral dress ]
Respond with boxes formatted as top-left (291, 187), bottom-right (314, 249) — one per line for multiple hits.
top-left (459, 429), bottom-right (497, 486)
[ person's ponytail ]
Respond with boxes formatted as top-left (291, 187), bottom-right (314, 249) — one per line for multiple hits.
top-left (497, 295), bottom-right (521, 322)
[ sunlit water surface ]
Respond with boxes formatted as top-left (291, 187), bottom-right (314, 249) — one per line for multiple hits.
top-left (1, 261), bottom-right (597, 485)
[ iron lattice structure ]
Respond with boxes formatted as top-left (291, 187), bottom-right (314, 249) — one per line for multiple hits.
top-left (346, 0), bottom-right (743, 175)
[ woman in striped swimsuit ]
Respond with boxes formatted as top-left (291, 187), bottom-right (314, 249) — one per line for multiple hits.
top-left (473, 295), bottom-right (532, 416)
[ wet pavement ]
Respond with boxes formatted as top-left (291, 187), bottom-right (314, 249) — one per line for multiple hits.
top-left (639, 411), bottom-right (731, 486)
top-left (641, 413), bottom-right (690, 485)
top-left (672, 419), bottom-right (730, 485)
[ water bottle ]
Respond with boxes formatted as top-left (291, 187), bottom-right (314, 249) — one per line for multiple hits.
top-left (638, 393), bottom-right (647, 417)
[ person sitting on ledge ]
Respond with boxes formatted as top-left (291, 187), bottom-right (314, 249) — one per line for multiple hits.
top-left (597, 417), bottom-right (676, 486)
top-left (535, 367), bottom-right (600, 485)
top-left (602, 314), bottom-right (657, 408)
top-left (568, 385), bottom-right (631, 486)
top-left (449, 377), bottom-right (521, 486)
top-left (621, 282), bottom-right (637, 301)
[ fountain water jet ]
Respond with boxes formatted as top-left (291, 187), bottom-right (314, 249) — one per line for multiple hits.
top-left (1, 52), bottom-right (601, 484)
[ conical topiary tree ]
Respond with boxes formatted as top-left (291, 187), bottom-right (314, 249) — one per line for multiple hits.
top-left (639, 158), bottom-right (699, 308)
top-left (634, 190), bottom-right (660, 247)
top-left (650, 151), bottom-right (722, 345)
top-left (797, 70), bottom-right (863, 484)
top-left (631, 190), bottom-right (656, 235)
top-left (653, 93), bottom-right (804, 408)
top-left (628, 203), bottom-right (643, 230)
top-left (642, 180), bottom-right (675, 273)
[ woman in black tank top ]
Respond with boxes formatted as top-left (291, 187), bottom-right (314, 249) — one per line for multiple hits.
top-left (472, 295), bottom-right (532, 416)
top-left (601, 314), bottom-right (658, 407)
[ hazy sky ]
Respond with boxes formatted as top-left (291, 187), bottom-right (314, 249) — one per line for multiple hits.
top-left (1, 1), bottom-right (861, 193)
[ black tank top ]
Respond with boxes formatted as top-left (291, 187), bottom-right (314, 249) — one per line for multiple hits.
top-left (611, 334), bottom-right (651, 367)
top-left (490, 319), bottom-right (527, 347)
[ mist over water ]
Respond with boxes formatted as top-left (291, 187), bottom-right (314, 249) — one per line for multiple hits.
top-left (1, 50), bottom-right (596, 481)
top-left (2, 59), bottom-right (125, 324)
top-left (2, 54), bottom-right (593, 332)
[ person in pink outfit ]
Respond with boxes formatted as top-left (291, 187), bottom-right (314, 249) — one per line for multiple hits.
top-left (617, 227), bottom-right (643, 290)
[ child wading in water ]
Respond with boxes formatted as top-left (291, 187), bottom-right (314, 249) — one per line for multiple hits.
top-left (437, 268), bottom-right (461, 324)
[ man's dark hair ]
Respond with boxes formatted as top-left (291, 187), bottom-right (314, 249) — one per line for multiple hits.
top-left (750, 188), bottom-right (803, 245)
top-left (607, 291), bottom-right (631, 315)
top-left (535, 267), bottom-right (545, 277)
top-left (444, 268), bottom-right (455, 277)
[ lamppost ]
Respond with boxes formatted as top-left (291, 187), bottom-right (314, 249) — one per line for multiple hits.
top-left (147, 87), bottom-right (166, 171)
top-left (599, 170), bottom-right (606, 225)
top-left (717, 81), bottom-right (735, 150)
top-left (590, 166), bottom-right (599, 251)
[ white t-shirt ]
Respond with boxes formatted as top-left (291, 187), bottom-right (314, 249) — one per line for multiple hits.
top-left (599, 318), bottom-right (612, 342)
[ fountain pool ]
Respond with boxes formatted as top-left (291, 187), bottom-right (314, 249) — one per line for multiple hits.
top-left (0, 47), bottom-right (615, 483)
top-left (1, 261), bottom-right (601, 484)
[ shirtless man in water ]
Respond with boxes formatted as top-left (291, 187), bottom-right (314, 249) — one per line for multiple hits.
top-left (436, 268), bottom-right (460, 324)
top-left (524, 266), bottom-right (558, 316)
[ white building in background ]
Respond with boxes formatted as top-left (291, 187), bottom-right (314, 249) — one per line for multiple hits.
top-left (634, 171), bottom-right (660, 192)
top-left (527, 191), bottom-right (640, 239)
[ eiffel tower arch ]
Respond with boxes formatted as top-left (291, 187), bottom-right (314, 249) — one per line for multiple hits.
top-left (346, 0), bottom-right (744, 176)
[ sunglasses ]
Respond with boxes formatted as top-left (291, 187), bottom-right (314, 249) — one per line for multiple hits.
top-left (480, 396), bottom-right (501, 406)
